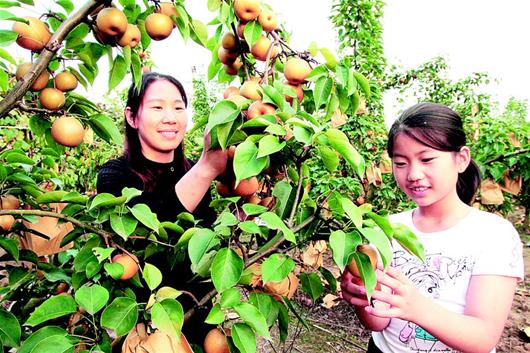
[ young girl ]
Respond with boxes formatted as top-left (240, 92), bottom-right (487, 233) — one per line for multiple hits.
top-left (341, 103), bottom-right (524, 353)
top-left (96, 72), bottom-right (227, 343)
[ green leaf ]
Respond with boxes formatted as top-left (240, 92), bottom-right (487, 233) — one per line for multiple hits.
top-left (261, 254), bottom-right (295, 283)
top-left (0, 1), bottom-right (21, 9)
top-left (353, 71), bottom-right (371, 98)
top-left (0, 308), bottom-right (20, 347)
top-left (108, 55), bottom-right (127, 92)
top-left (89, 114), bottom-right (123, 145)
top-left (239, 220), bottom-right (261, 234)
top-left (234, 302), bottom-right (271, 340)
top-left (151, 298), bottom-right (184, 339)
top-left (56, 0), bottom-right (74, 14)
top-left (207, 0), bottom-right (221, 11)
top-left (100, 297), bottom-right (138, 337)
top-left (0, 237), bottom-right (18, 261)
top-left (74, 284), bottom-right (109, 315)
top-left (25, 295), bottom-right (77, 326)
top-left (257, 135), bottom-right (285, 158)
top-left (393, 223), bottom-right (425, 261)
top-left (248, 292), bottom-right (278, 327)
top-left (366, 212), bottom-right (394, 239)
top-left (241, 203), bottom-right (267, 216)
top-left (243, 20), bottom-right (262, 47)
top-left (205, 303), bottom-right (224, 324)
top-left (143, 263), bottom-right (162, 291)
top-left (129, 203), bottom-right (160, 232)
top-left (259, 212), bottom-right (296, 243)
top-left (272, 181), bottom-right (294, 220)
top-left (0, 29), bottom-right (17, 46)
top-left (306, 64), bottom-right (329, 82)
top-left (359, 228), bottom-right (393, 269)
top-left (220, 287), bottom-right (241, 308)
top-left (110, 213), bottom-right (138, 240)
top-left (319, 47), bottom-right (338, 68)
top-left (188, 228), bottom-right (219, 267)
top-left (35, 190), bottom-right (67, 204)
top-left (207, 99), bottom-right (240, 130)
top-left (6, 152), bottom-right (34, 165)
top-left (93, 247), bottom-right (114, 263)
top-left (325, 128), bottom-right (365, 178)
top-left (17, 326), bottom-right (67, 353)
top-left (340, 197), bottom-right (363, 229)
top-left (313, 76), bottom-right (333, 109)
top-left (319, 267), bottom-right (337, 293)
top-left (351, 252), bottom-right (377, 300)
top-left (89, 193), bottom-right (126, 210)
top-left (299, 272), bottom-right (324, 302)
top-left (0, 46), bottom-right (15, 64)
top-left (25, 334), bottom-right (75, 353)
top-left (211, 248), bottom-right (244, 293)
top-left (232, 323), bottom-right (256, 353)
top-left (104, 262), bottom-right (124, 280)
top-left (317, 146), bottom-right (339, 172)
top-left (190, 19), bottom-right (208, 47)
top-left (329, 230), bottom-right (362, 270)
top-left (233, 140), bottom-right (268, 183)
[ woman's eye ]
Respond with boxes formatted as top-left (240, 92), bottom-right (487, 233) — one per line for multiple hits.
top-left (393, 162), bottom-right (406, 167)
top-left (422, 158), bottom-right (435, 163)
top-left (151, 106), bottom-right (162, 110)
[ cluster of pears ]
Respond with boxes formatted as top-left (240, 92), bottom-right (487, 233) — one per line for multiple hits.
top-left (218, 0), bottom-right (281, 76)
top-left (93, 2), bottom-right (177, 46)
top-left (15, 62), bottom-right (84, 147)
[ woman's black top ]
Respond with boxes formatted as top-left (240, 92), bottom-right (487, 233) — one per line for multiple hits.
top-left (97, 154), bottom-right (215, 344)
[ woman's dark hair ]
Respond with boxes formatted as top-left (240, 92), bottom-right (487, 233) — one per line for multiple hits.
top-left (123, 72), bottom-right (191, 190)
top-left (387, 102), bottom-right (481, 205)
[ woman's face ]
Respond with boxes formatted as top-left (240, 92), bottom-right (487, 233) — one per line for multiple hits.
top-left (126, 79), bottom-right (188, 163)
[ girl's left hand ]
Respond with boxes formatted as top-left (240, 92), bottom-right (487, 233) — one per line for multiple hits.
top-left (365, 265), bottom-right (424, 322)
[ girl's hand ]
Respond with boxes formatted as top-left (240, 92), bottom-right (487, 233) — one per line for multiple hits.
top-left (340, 268), bottom-right (370, 307)
top-left (365, 265), bottom-right (424, 322)
top-left (198, 132), bottom-right (228, 178)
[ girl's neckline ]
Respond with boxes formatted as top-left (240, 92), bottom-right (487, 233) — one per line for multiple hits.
top-left (410, 206), bottom-right (474, 234)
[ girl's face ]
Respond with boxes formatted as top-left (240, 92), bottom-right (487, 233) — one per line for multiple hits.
top-left (126, 79), bottom-right (187, 163)
top-left (391, 133), bottom-right (470, 211)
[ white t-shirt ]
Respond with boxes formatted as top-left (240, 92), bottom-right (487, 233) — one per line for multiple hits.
top-left (372, 208), bottom-right (524, 353)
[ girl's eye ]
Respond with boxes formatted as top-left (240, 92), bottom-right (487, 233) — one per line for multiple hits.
top-left (421, 157), bottom-right (435, 163)
top-left (393, 161), bottom-right (406, 167)
top-left (175, 106), bottom-right (185, 111)
top-left (151, 106), bottom-right (162, 110)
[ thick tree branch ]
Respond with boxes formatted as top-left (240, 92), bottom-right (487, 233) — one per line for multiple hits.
top-left (0, 0), bottom-right (104, 117)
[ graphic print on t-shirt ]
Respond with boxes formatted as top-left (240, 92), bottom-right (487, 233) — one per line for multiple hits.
top-left (392, 250), bottom-right (474, 352)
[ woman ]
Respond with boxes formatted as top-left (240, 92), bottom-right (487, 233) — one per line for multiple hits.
top-left (341, 103), bottom-right (523, 353)
top-left (97, 72), bottom-right (227, 343)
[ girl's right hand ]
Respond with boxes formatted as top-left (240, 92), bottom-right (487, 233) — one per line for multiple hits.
top-left (340, 268), bottom-right (371, 307)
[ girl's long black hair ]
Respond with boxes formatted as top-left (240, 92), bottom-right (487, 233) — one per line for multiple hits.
top-left (123, 72), bottom-right (191, 191)
top-left (387, 102), bottom-right (481, 205)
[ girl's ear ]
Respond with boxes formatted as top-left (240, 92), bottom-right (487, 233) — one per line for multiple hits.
top-left (125, 107), bottom-right (137, 129)
top-left (457, 146), bottom-right (471, 173)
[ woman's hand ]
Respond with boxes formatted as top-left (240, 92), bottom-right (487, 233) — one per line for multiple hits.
top-left (197, 132), bottom-right (228, 179)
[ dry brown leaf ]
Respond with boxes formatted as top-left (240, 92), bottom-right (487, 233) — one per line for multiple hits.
top-left (322, 294), bottom-right (340, 309)
top-left (379, 150), bottom-right (392, 174)
top-left (507, 132), bottom-right (521, 148)
top-left (21, 203), bottom-right (74, 256)
top-left (356, 97), bottom-right (367, 115)
top-left (366, 163), bottom-right (382, 186)
top-left (480, 179), bottom-right (504, 205)
top-left (300, 241), bottom-right (327, 269)
top-left (471, 104), bottom-right (479, 116)
top-left (248, 263), bottom-right (262, 288)
top-left (331, 110), bottom-right (348, 128)
top-left (83, 127), bottom-right (94, 145)
top-left (501, 172), bottom-right (522, 195)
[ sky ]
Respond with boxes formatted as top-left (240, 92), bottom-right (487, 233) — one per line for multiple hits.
top-left (6, 0), bottom-right (530, 123)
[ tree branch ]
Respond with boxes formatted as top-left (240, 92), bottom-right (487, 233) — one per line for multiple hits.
top-left (483, 148), bottom-right (530, 165)
top-left (0, 0), bottom-right (105, 117)
top-left (0, 209), bottom-right (112, 241)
